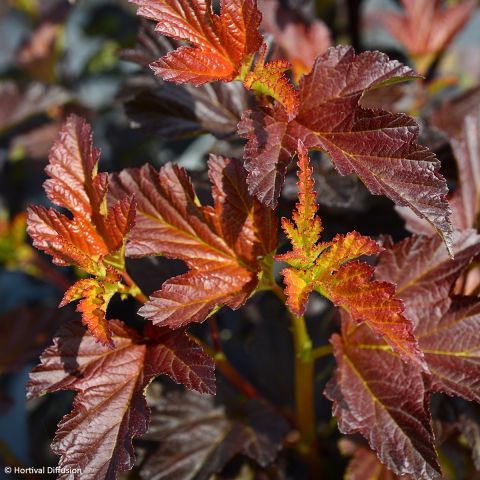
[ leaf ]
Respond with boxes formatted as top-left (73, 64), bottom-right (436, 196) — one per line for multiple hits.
top-left (376, 232), bottom-right (480, 402)
top-left (458, 416), bottom-right (480, 471)
top-left (0, 211), bottom-right (36, 272)
top-left (345, 445), bottom-right (411, 480)
top-left (143, 324), bottom-right (216, 394)
top-left (259, 0), bottom-right (331, 80)
top-left (375, 230), bottom-right (480, 327)
top-left (130, 0), bottom-right (262, 85)
top-left (27, 115), bottom-right (136, 269)
top-left (415, 297), bottom-right (480, 403)
top-left (244, 45), bottom-right (299, 118)
top-left (238, 46), bottom-right (453, 252)
top-left (403, 105), bottom-right (480, 234)
top-left (0, 306), bottom-right (66, 374)
top-left (239, 47), bottom-right (451, 251)
top-left (17, 21), bottom-right (60, 83)
top-left (383, 0), bottom-right (474, 57)
top-left (26, 115), bottom-right (136, 344)
top-left (325, 321), bottom-right (441, 479)
top-left (436, 113), bottom-right (480, 230)
top-left (122, 23), bottom-right (250, 139)
top-left (277, 143), bottom-right (424, 368)
top-left (140, 391), bottom-right (289, 480)
top-left (59, 271), bottom-right (122, 348)
top-left (27, 319), bottom-right (215, 480)
top-left (0, 81), bottom-right (70, 134)
top-left (109, 155), bottom-right (277, 329)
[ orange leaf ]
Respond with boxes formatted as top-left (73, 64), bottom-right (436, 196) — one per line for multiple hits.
top-left (277, 143), bottom-right (425, 368)
top-left (244, 45), bottom-right (299, 118)
top-left (60, 269), bottom-right (121, 347)
top-left (131, 0), bottom-right (262, 85)
top-left (27, 115), bottom-right (136, 344)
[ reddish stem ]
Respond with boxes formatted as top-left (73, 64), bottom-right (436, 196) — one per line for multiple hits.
top-left (209, 316), bottom-right (222, 352)
top-left (121, 271), bottom-right (148, 304)
top-left (214, 352), bottom-right (259, 399)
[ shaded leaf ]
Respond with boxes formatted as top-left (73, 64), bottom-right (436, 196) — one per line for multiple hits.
top-left (345, 445), bottom-right (411, 480)
top-left (436, 113), bottom-right (480, 230)
top-left (277, 143), bottom-right (424, 367)
top-left (325, 321), bottom-right (440, 479)
top-left (0, 81), bottom-right (70, 133)
top-left (259, 0), bottom-right (331, 80)
top-left (375, 230), bottom-right (480, 327)
top-left (27, 319), bottom-right (214, 480)
top-left (458, 416), bottom-right (480, 471)
top-left (122, 24), bottom-right (250, 139)
top-left (238, 46), bottom-right (452, 252)
top-left (415, 297), bottom-right (480, 403)
top-left (377, 232), bottom-right (480, 403)
top-left (0, 306), bottom-right (65, 374)
top-left (131, 0), bottom-right (262, 85)
top-left (109, 155), bottom-right (277, 329)
top-left (141, 390), bottom-right (288, 480)
top-left (383, 0), bottom-right (474, 57)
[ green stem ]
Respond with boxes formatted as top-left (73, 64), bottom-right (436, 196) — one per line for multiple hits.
top-left (291, 313), bottom-right (322, 478)
top-left (312, 344), bottom-right (333, 360)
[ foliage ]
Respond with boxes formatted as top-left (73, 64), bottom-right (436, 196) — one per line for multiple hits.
top-left (2, 0), bottom-right (480, 479)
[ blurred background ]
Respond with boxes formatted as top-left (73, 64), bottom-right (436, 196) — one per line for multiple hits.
top-left (1, 0), bottom-right (480, 478)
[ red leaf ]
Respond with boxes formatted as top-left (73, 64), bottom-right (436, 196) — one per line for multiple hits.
top-left (26, 115), bottom-right (136, 344)
top-left (345, 445), bottom-right (412, 480)
top-left (416, 297), bottom-right (480, 403)
top-left (376, 232), bottom-right (480, 402)
top-left (144, 326), bottom-right (216, 394)
top-left (375, 230), bottom-right (480, 327)
top-left (322, 261), bottom-right (424, 368)
top-left (383, 0), bottom-right (474, 57)
top-left (259, 0), bottom-right (331, 80)
top-left (131, 0), bottom-right (262, 85)
top-left (238, 46), bottom-right (452, 253)
top-left (325, 322), bottom-right (440, 479)
top-left (437, 114), bottom-right (480, 231)
top-left (27, 319), bottom-right (214, 479)
top-left (109, 155), bottom-right (277, 329)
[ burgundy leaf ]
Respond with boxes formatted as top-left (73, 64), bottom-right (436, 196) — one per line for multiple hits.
top-left (325, 321), bottom-right (440, 479)
top-left (239, 46), bottom-right (452, 253)
top-left (27, 319), bottom-right (214, 479)
top-left (109, 156), bottom-right (277, 329)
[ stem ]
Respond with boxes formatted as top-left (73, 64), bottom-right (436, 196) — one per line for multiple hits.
top-left (214, 351), bottom-right (259, 399)
top-left (271, 282), bottom-right (287, 303)
top-left (312, 344), bottom-right (333, 360)
top-left (209, 316), bottom-right (222, 352)
top-left (291, 313), bottom-right (322, 477)
top-left (121, 271), bottom-right (148, 304)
